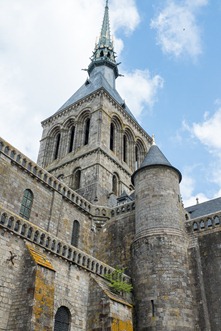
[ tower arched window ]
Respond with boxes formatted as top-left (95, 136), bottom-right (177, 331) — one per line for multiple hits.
top-left (84, 118), bottom-right (90, 145)
top-left (135, 139), bottom-right (146, 170)
top-left (73, 168), bottom-right (81, 190)
top-left (19, 189), bottom-right (33, 220)
top-left (68, 126), bottom-right (75, 153)
top-left (54, 306), bottom-right (71, 331)
top-left (112, 173), bottom-right (119, 196)
top-left (123, 134), bottom-right (127, 163)
top-left (54, 133), bottom-right (61, 160)
top-left (71, 220), bottom-right (80, 247)
top-left (110, 123), bottom-right (115, 151)
top-left (135, 145), bottom-right (138, 170)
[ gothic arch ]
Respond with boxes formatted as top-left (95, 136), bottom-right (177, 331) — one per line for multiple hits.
top-left (63, 117), bottom-right (75, 129)
top-left (123, 127), bottom-right (135, 169)
top-left (110, 115), bottom-right (122, 157)
top-left (45, 125), bottom-right (62, 163)
top-left (71, 220), bottom-right (80, 247)
top-left (77, 110), bottom-right (91, 147)
top-left (19, 189), bottom-right (34, 220)
top-left (54, 299), bottom-right (76, 317)
top-left (112, 172), bottom-right (120, 196)
top-left (135, 138), bottom-right (146, 170)
top-left (53, 302), bottom-right (75, 330)
top-left (63, 118), bottom-right (77, 153)
top-left (71, 167), bottom-right (81, 190)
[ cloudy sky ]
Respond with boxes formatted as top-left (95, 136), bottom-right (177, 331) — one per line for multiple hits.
top-left (0, 0), bottom-right (221, 207)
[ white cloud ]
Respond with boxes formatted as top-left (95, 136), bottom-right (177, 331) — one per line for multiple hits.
top-left (150, 0), bottom-right (208, 59)
top-left (0, 0), bottom-right (142, 160)
top-left (183, 193), bottom-right (209, 208)
top-left (117, 69), bottom-right (164, 118)
top-left (185, 0), bottom-right (208, 8)
top-left (192, 108), bottom-right (221, 151)
top-left (181, 106), bottom-right (221, 206)
top-left (110, 0), bottom-right (140, 35)
top-left (180, 167), bottom-right (209, 207)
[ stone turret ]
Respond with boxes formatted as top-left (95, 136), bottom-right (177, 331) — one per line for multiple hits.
top-left (131, 141), bottom-right (194, 330)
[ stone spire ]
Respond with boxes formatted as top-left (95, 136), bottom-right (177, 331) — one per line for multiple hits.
top-left (88, 0), bottom-right (119, 81)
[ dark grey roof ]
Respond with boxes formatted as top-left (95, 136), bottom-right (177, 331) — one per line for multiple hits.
top-left (56, 71), bottom-right (136, 121)
top-left (132, 144), bottom-right (182, 183)
top-left (117, 190), bottom-right (132, 201)
top-left (140, 144), bottom-right (172, 168)
top-left (186, 197), bottom-right (221, 219)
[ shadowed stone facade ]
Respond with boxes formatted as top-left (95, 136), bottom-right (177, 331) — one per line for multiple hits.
top-left (0, 1), bottom-right (221, 330)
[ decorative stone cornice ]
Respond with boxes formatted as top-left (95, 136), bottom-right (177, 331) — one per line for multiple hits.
top-left (0, 204), bottom-right (131, 284)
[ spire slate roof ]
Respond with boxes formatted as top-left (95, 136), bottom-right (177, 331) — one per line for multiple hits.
top-left (132, 144), bottom-right (182, 183)
top-left (54, 1), bottom-right (137, 122)
top-left (140, 144), bottom-right (172, 169)
top-left (99, 0), bottom-right (112, 49)
top-left (57, 70), bottom-right (136, 120)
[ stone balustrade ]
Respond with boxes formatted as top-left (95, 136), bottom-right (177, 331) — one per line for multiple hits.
top-left (186, 211), bottom-right (221, 233)
top-left (0, 205), bottom-right (131, 283)
top-left (0, 137), bottom-right (101, 217)
top-left (111, 201), bottom-right (135, 217)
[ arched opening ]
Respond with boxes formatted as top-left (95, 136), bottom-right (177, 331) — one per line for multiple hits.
top-left (84, 118), bottom-right (90, 145)
top-left (100, 50), bottom-right (104, 57)
top-left (19, 189), bottom-right (34, 220)
top-left (112, 173), bottom-right (119, 196)
top-left (72, 168), bottom-right (81, 190)
top-left (54, 133), bottom-right (61, 160)
top-left (110, 122), bottom-right (115, 151)
top-left (135, 145), bottom-right (138, 170)
top-left (135, 139), bottom-right (146, 170)
top-left (68, 126), bottom-right (75, 153)
top-left (71, 220), bottom-right (80, 247)
top-left (123, 134), bottom-right (127, 163)
top-left (54, 306), bottom-right (71, 331)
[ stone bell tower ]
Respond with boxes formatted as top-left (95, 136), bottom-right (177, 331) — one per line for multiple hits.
top-left (131, 139), bottom-right (195, 330)
top-left (37, 0), bottom-right (151, 206)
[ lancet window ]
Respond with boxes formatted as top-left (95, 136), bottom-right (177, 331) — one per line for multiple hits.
top-left (54, 133), bottom-right (61, 160)
top-left (71, 220), bottom-right (80, 247)
top-left (19, 189), bottom-right (34, 220)
top-left (68, 126), bottom-right (75, 153)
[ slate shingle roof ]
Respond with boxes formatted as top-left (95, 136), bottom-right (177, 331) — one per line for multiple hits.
top-left (132, 144), bottom-right (182, 183)
top-left (56, 70), bottom-right (136, 121)
top-left (186, 197), bottom-right (221, 219)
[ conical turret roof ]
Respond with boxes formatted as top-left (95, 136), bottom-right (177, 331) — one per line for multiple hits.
top-left (132, 143), bottom-right (182, 183)
top-left (140, 144), bottom-right (172, 168)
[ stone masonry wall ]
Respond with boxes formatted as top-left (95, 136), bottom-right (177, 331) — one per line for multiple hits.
top-left (95, 208), bottom-right (135, 276)
top-left (0, 231), bottom-right (34, 330)
top-left (87, 275), bottom-right (133, 331)
top-left (132, 235), bottom-right (194, 331)
top-left (198, 231), bottom-right (221, 330)
top-left (132, 164), bottom-right (194, 330)
top-left (0, 152), bottom-right (93, 254)
top-left (0, 230), bottom-right (91, 330)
